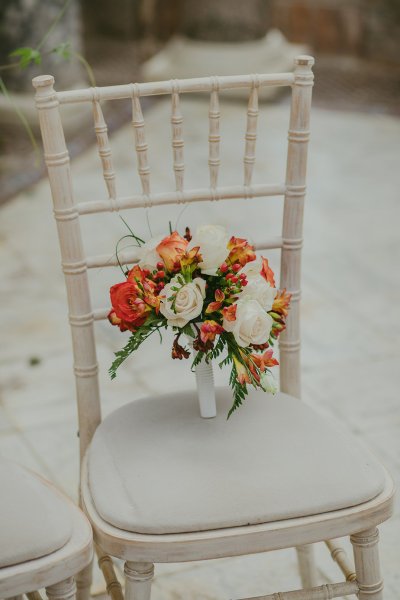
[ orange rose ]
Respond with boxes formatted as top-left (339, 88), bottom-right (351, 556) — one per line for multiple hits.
top-left (156, 231), bottom-right (188, 272)
top-left (109, 281), bottom-right (152, 331)
top-left (108, 309), bottom-right (129, 332)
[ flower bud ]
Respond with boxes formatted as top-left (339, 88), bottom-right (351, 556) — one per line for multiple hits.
top-left (232, 263), bottom-right (241, 272)
top-left (219, 262), bottom-right (228, 273)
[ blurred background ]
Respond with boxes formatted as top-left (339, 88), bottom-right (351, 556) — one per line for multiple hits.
top-left (1, 0), bottom-right (400, 201)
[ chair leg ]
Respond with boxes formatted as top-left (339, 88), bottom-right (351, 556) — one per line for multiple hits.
top-left (351, 527), bottom-right (384, 600)
top-left (46, 578), bottom-right (77, 600)
top-left (75, 559), bottom-right (93, 600)
top-left (296, 544), bottom-right (319, 588)
top-left (124, 562), bottom-right (154, 600)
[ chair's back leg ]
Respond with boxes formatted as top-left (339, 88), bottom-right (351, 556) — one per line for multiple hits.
top-left (124, 562), bottom-right (154, 600)
top-left (296, 544), bottom-right (319, 588)
top-left (351, 528), bottom-right (384, 600)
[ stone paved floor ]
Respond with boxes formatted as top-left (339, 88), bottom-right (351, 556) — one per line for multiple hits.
top-left (0, 96), bottom-right (399, 598)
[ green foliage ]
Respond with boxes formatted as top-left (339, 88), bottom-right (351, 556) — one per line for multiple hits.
top-left (52, 42), bottom-right (72, 60)
top-left (9, 47), bottom-right (42, 69)
top-left (182, 323), bottom-right (195, 338)
top-left (206, 333), bottom-right (225, 362)
top-left (109, 319), bottom-right (164, 379)
top-left (191, 349), bottom-right (205, 370)
top-left (227, 362), bottom-right (248, 418)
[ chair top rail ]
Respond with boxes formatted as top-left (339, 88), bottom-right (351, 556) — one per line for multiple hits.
top-left (76, 183), bottom-right (286, 216)
top-left (56, 72), bottom-right (295, 105)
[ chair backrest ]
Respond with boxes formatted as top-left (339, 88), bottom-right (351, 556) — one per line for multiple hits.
top-left (33, 55), bottom-right (314, 462)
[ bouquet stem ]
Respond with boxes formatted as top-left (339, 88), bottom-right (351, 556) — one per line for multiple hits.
top-left (194, 356), bottom-right (217, 418)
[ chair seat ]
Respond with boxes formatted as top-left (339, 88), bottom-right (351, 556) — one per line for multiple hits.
top-left (87, 388), bottom-right (385, 535)
top-left (0, 459), bottom-right (73, 569)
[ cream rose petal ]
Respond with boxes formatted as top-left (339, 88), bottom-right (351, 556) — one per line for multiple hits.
top-left (160, 276), bottom-right (205, 328)
top-left (137, 235), bottom-right (164, 271)
top-left (191, 224), bottom-right (229, 276)
top-left (229, 298), bottom-right (273, 347)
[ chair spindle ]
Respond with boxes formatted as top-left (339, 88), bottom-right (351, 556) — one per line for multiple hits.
top-left (131, 85), bottom-right (151, 196)
top-left (92, 97), bottom-right (117, 200)
top-left (171, 81), bottom-right (184, 191)
top-left (208, 78), bottom-right (221, 188)
top-left (244, 76), bottom-right (259, 186)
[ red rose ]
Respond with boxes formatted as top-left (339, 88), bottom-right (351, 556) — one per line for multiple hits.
top-left (109, 281), bottom-right (151, 331)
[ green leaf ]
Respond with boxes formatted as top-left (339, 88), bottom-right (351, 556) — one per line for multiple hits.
top-left (52, 42), bottom-right (72, 60)
top-left (191, 350), bottom-right (205, 371)
top-left (182, 323), bottom-right (195, 338)
top-left (109, 320), bottom-right (163, 379)
top-left (9, 47), bottom-right (41, 69)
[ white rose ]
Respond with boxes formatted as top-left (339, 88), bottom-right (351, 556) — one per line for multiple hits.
top-left (191, 224), bottom-right (229, 276)
top-left (239, 274), bottom-right (276, 311)
top-left (137, 235), bottom-right (164, 271)
top-left (223, 297), bottom-right (273, 347)
top-left (160, 276), bottom-right (206, 327)
top-left (241, 256), bottom-right (263, 279)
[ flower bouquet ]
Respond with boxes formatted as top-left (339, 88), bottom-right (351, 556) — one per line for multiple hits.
top-left (108, 224), bottom-right (291, 417)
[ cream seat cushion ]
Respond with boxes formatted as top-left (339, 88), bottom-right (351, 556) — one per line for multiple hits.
top-left (88, 389), bottom-right (385, 534)
top-left (0, 459), bottom-right (73, 568)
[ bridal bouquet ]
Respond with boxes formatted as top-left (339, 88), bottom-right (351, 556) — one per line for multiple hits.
top-left (108, 224), bottom-right (291, 416)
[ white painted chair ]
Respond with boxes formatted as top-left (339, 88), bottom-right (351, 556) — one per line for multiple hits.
top-left (33, 56), bottom-right (394, 600)
top-left (0, 458), bottom-right (92, 600)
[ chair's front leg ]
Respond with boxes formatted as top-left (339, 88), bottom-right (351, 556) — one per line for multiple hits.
top-left (296, 544), bottom-right (318, 587)
top-left (46, 578), bottom-right (76, 600)
top-left (351, 527), bottom-right (384, 600)
top-left (75, 559), bottom-right (93, 600)
top-left (124, 562), bottom-right (154, 600)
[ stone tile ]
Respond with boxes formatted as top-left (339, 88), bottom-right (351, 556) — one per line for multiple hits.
top-left (0, 405), bottom-right (15, 433)
top-left (0, 430), bottom-right (55, 480)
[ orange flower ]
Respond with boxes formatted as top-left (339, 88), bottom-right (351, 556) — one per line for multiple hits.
top-left (226, 236), bottom-right (256, 267)
top-left (180, 245), bottom-right (203, 269)
top-left (109, 281), bottom-right (152, 331)
top-left (233, 355), bottom-right (251, 385)
top-left (127, 265), bottom-right (160, 313)
top-left (241, 349), bottom-right (279, 385)
top-left (200, 320), bottom-right (224, 344)
top-left (271, 288), bottom-right (291, 318)
top-left (250, 349), bottom-right (279, 371)
top-left (222, 304), bottom-right (237, 322)
top-left (215, 289), bottom-right (224, 302)
top-left (205, 289), bottom-right (225, 314)
top-left (260, 257), bottom-right (276, 287)
top-left (205, 302), bottom-right (222, 314)
top-left (156, 231), bottom-right (188, 272)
